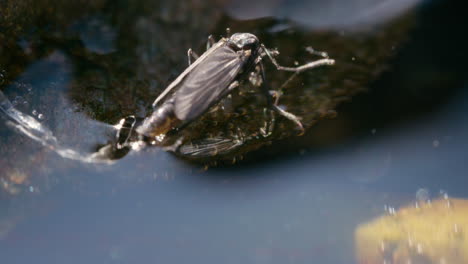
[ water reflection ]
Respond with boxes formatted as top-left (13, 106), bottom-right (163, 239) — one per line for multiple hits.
top-left (0, 52), bottom-right (121, 164)
top-left (2, 86), bottom-right (468, 263)
top-left (226, 0), bottom-right (422, 29)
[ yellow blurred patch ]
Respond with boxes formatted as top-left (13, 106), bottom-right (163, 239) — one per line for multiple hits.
top-left (355, 198), bottom-right (468, 264)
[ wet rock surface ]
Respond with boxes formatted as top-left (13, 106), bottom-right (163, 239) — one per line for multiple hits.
top-left (1, 0), bottom-right (414, 167)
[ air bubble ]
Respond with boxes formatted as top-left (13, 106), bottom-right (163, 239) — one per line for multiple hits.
top-left (440, 190), bottom-right (451, 208)
top-left (416, 188), bottom-right (430, 204)
top-left (37, 114), bottom-right (44, 120)
top-left (32, 110), bottom-right (38, 116)
top-left (440, 190), bottom-right (449, 199)
top-left (417, 243), bottom-right (423, 254)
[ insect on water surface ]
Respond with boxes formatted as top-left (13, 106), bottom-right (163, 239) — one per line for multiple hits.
top-left (136, 29), bottom-right (335, 142)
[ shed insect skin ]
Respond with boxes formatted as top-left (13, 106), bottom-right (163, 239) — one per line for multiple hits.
top-left (136, 31), bottom-right (335, 142)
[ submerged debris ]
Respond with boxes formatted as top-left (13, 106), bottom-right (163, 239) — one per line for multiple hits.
top-left (355, 198), bottom-right (468, 264)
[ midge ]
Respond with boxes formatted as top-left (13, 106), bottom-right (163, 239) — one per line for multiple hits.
top-left (136, 30), bottom-right (335, 140)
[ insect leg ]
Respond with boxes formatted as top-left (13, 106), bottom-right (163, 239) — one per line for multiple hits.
top-left (187, 48), bottom-right (199, 66)
top-left (257, 61), bottom-right (275, 136)
top-left (115, 115), bottom-right (136, 149)
top-left (206, 35), bottom-right (215, 50)
top-left (258, 61), bottom-right (305, 135)
top-left (272, 72), bottom-right (301, 105)
top-left (272, 105), bottom-right (304, 134)
top-left (261, 44), bottom-right (335, 73)
top-left (258, 61), bottom-right (272, 105)
top-left (227, 80), bottom-right (239, 91)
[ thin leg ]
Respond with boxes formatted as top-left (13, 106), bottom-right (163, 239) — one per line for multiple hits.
top-left (256, 62), bottom-right (274, 137)
top-left (261, 44), bottom-right (335, 73)
top-left (256, 45), bottom-right (334, 135)
top-left (258, 62), bottom-right (271, 105)
top-left (116, 115), bottom-right (136, 149)
top-left (274, 72), bottom-right (300, 104)
top-left (163, 136), bottom-right (185, 153)
top-left (227, 80), bottom-right (239, 91)
top-left (206, 35), bottom-right (215, 50)
top-left (259, 59), bottom-right (295, 106)
top-left (258, 61), bottom-right (305, 135)
top-left (272, 105), bottom-right (304, 135)
top-left (187, 48), bottom-right (199, 66)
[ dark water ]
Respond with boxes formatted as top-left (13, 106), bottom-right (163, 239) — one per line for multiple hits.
top-left (1, 0), bottom-right (468, 263)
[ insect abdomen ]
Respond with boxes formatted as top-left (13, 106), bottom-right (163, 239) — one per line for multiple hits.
top-left (136, 100), bottom-right (180, 138)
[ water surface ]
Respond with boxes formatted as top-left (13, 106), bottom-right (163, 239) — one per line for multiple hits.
top-left (1, 0), bottom-right (468, 263)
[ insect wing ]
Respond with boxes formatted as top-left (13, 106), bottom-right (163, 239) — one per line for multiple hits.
top-left (152, 41), bottom-right (226, 108)
top-left (174, 45), bottom-right (244, 121)
top-left (176, 137), bottom-right (244, 158)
